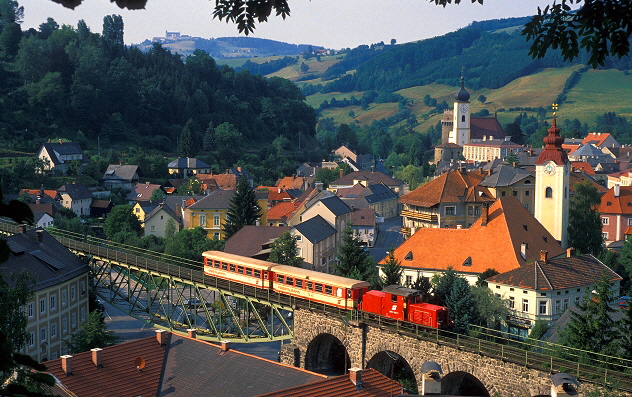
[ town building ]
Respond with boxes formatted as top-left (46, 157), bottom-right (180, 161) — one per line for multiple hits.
top-left (224, 225), bottom-right (291, 260)
top-left (167, 157), bottom-right (211, 178)
top-left (127, 182), bottom-right (162, 205)
top-left (486, 250), bottom-right (621, 338)
top-left (462, 137), bottom-right (523, 163)
top-left (598, 184), bottom-right (632, 245)
top-left (1, 228), bottom-right (90, 362)
top-left (479, 165), bottom-right (535, 214)
top-left (337, 182), bottom-right (399, 220)
top-left (103, 164), bottom-right (140, 190)
top-left (350, 207), bottom-right (377, 247)
top-left (292, 215), bottom-right (337, 273)
top-left (37, 141), bottom-right (86, 175)
top-left (328, 171), bottom-right (405, 196)
top-left (186, 190), bottom-right (235, 240)
top-left (57, 183), bottom-right (93, 217)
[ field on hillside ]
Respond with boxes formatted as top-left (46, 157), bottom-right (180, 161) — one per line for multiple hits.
top-left (563, 69), bottom-right (632, 122)
top-left (267, 56), bottom-right (340, 81)
top-left (217, 55), bottom-right (288, 68)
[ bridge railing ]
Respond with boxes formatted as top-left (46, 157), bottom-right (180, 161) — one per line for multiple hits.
top-left (349, 311), bottom-right (632, 391)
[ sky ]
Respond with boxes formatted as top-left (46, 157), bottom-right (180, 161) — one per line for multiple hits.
top-left (19, 0), bottom-right (575, 49)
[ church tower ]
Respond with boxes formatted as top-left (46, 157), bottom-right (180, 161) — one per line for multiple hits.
top-left (535, 109), bottom-right (570, 248)
top-left (448, 75), bottom-right (471, 146)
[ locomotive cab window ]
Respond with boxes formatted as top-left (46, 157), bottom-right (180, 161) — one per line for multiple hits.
top-left (347, 289), bottom-right (352, 298)
top-left (391, 294), bottom-right (398, 303)
top-left (325, 285), bottom-right (333, 295)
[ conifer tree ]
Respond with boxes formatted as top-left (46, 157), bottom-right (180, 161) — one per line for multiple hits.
top-left (335, 227), bottom-right (376, 283)
top-left (179, 118), bottom-right (196, 158)
top-left (380, 249), bottom-right (403, 287)
top-left (268, 231), bottom-right (303, 267)
top-left (568, 181), bottom-right (603, 256)
top-left (617, 300), bottom-right (632, 360)
top-left (446, 276), bottom-right (477, 334)
top-left (66, 310), bottom-right (120, 354)
top-left (223, 177), bottom-right (261, 239)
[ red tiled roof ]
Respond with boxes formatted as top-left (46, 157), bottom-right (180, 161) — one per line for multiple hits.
top-left (599, 185), bottom-right (632, 214)
top-left (47, 336), bottom-right (165, 397)
top-left (399, 169), bottom-right (487, 207)
top-left (19, 188), bottom-right (57, 199)
top-left (257, 368), bottom-right (402, 397)
top-left (196, 173), bottom-right (237, 190)
top-left (276, 176), bottom-right (306, 190)
top-left (571, 161), bottom-right (595, 174)
top-left (336, 183), bottom-right (365, 198)
top-left (350, 208), bottom-right (375, 227)
top-left (536, 118), bottom-right (568, 165)
top-left (268, 202), bottom-right (297, 220)
top-left (383, 197), bottom-right (565, 274)
top-left (582, 132), bottom-right (613, 147)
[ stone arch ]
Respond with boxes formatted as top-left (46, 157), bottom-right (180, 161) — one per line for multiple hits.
top-left (304, 333), bottom-right (350, 376)
top-left (366, 350), bottom-right (418, 394)
top-left (441, 371), bottom-right (490, 396)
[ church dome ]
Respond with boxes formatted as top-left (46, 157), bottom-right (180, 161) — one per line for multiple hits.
top-left (455, 76), bottom-right (470, 102)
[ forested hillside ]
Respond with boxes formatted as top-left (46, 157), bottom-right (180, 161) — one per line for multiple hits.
top-left (0, 9), bottom-right (318, 185)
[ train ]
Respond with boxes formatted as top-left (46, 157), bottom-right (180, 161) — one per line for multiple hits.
top-left (202, 251), bottom-right (451, 329)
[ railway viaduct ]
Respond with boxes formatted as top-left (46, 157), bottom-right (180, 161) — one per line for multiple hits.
top-left (280, 308), bottom-right (600, 397)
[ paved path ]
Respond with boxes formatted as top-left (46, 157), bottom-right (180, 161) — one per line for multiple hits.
top-left (369, 216), bottom-right (403, 263)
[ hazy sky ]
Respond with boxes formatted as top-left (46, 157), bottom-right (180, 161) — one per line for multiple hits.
top-left (19, 0), bottom-right (575, 49)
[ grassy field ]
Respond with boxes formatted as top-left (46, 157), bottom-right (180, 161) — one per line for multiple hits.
top-left (563, 69), bottom-right (632, 121)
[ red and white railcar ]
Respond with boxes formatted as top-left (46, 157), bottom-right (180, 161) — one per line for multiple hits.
top-left (202, 251), bottom-right (275, 289)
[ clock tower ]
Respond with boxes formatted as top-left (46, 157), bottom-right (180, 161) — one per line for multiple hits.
top-left (535, 109), bottom-right (569, 248)
top-left (448, 75), bottom-right (471, 146)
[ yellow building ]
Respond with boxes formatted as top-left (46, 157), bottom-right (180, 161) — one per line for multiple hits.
top-left (186, 190), bottom-right (235, 240)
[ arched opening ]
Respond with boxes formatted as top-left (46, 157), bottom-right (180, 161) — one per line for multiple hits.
top-left (545, 187), bottom-right (553, 198)
top-left (366, 351), bottom-right (418, 394)
top-left (304, 333), bottom-right (349, 376)
top-left (441, 371), bottom-right (490, 396)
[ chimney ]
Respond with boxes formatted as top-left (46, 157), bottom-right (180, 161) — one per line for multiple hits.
top-left (61, 355), bottom-right (73, 375)
top-left (58, 139), bottom-right (62, 144)
top-left (18, 225), bottom-right (26, 234)
top-left (480, 202), bottom-right (489, 226)
top-left (155, 329), bottom-right (167, 346)
top-left (237, 166), bottom-right (242, 173)
top-left (339, 168), bottom-right (344, 179)
top-left (349, 368), bottom-right (363, 388)
top-left (278, 188), bottom-right (281, 193)
top-left (220, 340), bottom-right (231, 352)
top-left (566, 247), bottom-right (575, 258)
top-left (421, 361), bottom-right (443, 395)
top-left (540, 250), bottom-right (548, 262)
top-left (487, 168), bottom-right (492, 176)
top-left (614, 184), bottom-right (620, 197)
top-left (456, 224), bottom-right (462, 229)
top-left (36, 230), bottom-right (43, 243)
top-left (91, 348), bottom-right (103, 368)
top-left (187, 329), bottom-right (197, 339)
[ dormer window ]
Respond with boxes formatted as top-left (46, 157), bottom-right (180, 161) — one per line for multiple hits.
top-left (607, 201), bottom-right (612, 206)
top-left (404, 251), bottom-right (413, 261)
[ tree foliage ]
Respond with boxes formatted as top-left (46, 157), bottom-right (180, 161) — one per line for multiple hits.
top-left (380, 250), bottom-right (403, 287)
top-left (568, 181), bottom-right (603, 256)
top-left (268, 231), bottom-right (302, 267)
top-left (103, 204), bottom-right (142, 239)
top-left (445, 276), bottom-right (476, 333)
top-left (335, 227), bottom-right (376, 284)
top-left (223, 177), bottom-right (261, 239)
top-left (164, 227), bottom-right (224, 261)
top-left (66, 310), bottom-right (120, 354)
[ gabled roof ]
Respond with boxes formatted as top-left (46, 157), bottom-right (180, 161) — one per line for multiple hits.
top-left (318, 196), bottom-right (353, 216)
top-left (103, 164), bottom-right (139, 181)
top-left (268, 202), bottom-right (298, 221)
top-left (225, 225), bottom-right (291, 257)
top-left (58, 183), bottom-right (92, 200)
top-left (571, 161), bottom-right (595, 174)
top-left (599, 185), bottom-right (632, 214)
top-left (276, 176), bottom-right (308, 190)
top-left (582, 132), bottom-right (617, 148)
top-left (294, 215), bottom-right (336, 244)
top-left (329, 171), bottom-right (403, 188)
top-left (127, 183), bottom-right (162, 202)
top-left (258, 368), bottom-right (402, 397)
top-left (196, 173), bottom-right (238, 190)
top-left (361, 183), bottom-right (398, 204)
top-left (350, 208), bottom-right (376, 227)
top-left (571, 143), bottom-right (606, 157)
top-left (188, 189), bottom-right (235, 210)
top-left (383, 197), bottom-right (565, 274)
top-left (399, 169), bottom-right (487, 207)
top-left (480, 165), bottom-right (534, 187)
top-left (487, 254), bottom-right (621, 290)
top-left (40, 141), bottom-right (84, 165)
top-left (90, 199), bottom-right (112, 209)
top-left (19, 188), bottom-right (57, 200)
top-left (145, 203), bottom-right (180, 223)
top-left (336, 183), bottom-right (365, 198)
top-left (470, 117), bottom-right (506, 141)
top-left (1, 229), bottom-right (89, 291)
top-left (167, 157), bottom-right (210, 169)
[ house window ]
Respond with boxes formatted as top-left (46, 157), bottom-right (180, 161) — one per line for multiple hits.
top-left (213, 214), bottom-right (220, 227)
top-left (296, 235), bottom-right (302, 241)
top-left (29, 332), bottom-right (34, 347)
top-left (628, 218), bottom-right (632, 226)
top-left (200, 214), bottom-right (206, 226)
top-left (150, 225), bottom-right (156, 232)
top-left (538, 300), bottom-right (547, 315)
top-left (40, 298), bottom-right (46, 314)
top-left (444, 206), bottom-right (456, 216)
top-left (467, 206), bottom-right (473, 216)
top-left (61, 290), bottom-right (67, 306)
top-left (80, 281), bottom-right (86, 295)
top-left (71, 313), bottom-right (76, 329)
top-left (555, 299), bottom-right (561, 313)
top-left (50, 295), bottom-right (56, 311)
top-left (40, 327), bottom-right (46, 343)
top-left (525, 190), bottom-right (530, 196)
top-left (563, 298), bottom-right (569, 310)
top-left (62, 318), bottom-right (68, 334)
top-left (71, 286), bottom-right (76, 301)
top-left (508, 296), bottom-right (515, 309)
top-left (602, 232), bottom-right (608, 239)
top-left (545, 187), bottom-right (553, 198)
top-left (524, 203), bottom-right (529, 210)
top-left (513, 190), bottom-right (518, 197)
top-left (602, 217), bottom-right (609, 225)
top-left (405, 275), bottom-right (412, 286)
top-left (51, 323), bottom-right (57, 338)
top-left (28, 302), bottom-right (34, 318)
top-left (80, 307), bottom-right (86, 322)
top-left (474, 206), bottom-right (481, 216)
top-left (522, 298), bottom-right (529, 313)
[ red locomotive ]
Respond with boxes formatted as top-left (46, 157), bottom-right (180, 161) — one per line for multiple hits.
top-left (202, 251), bottom-right (451, 329)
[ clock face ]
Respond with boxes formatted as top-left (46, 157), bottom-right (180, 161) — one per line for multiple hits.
top-left (544, 162), bottom-right (556, 175)
top-left (459, 104), bottom-right (468, 113)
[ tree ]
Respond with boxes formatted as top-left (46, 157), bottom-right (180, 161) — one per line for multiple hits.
top-left (223, 177), bottom-right (261, 239)
top-left (504, 123), bottom-right (525, 145)
top-left (618, 299), bottom-right (632, 360)
top-left (558, 274), bottom-right (619, 356)
top-left (164, 227), bottom-right (224, 261)
top-left (268, 231), bottom-right (303, 267)
top-left (66, 310), bottom-right (119, 354)
top-left (471, 286), bottom-right (507, 329)
top-left (380, 250), bottom-right (403, 287)
top-left (568, 181), bottom-right (603, 256)
top-left (335, 227), bottom-right (376, 283)
top-left (179, 118), bottom-right (196, 158)
top-left (445, 276), bottom-right (477, 333)
top-left (150, 187), bottom-right (166, 201)
top-left (477, 94), bottom-right (486, 104)
top-left (411, 276), bottom-right (432, 302)
top-left (176, 177), bottom-right (204, 196)
top-left (102, 14), bottom-right (124, 46)
top-left (476, 268), bottom-right (499, 287)
top-left (103, 204), bottom-right (142, 239)
top-left (431, 267), bottom-right (458, 306)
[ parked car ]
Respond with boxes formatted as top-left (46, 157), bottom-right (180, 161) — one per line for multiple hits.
top-left (184, 298), bottom-right (208, 307)
top-left (619, 296), bottom-right (631, 308)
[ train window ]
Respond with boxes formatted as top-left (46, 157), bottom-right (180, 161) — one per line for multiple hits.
top-left (315, 284), bottom-right (323, 293)
top-left (238, 266), bottom-right (244, 274)
top-left (306, 282), bottom-right (313, 290)
top-left (325, 285), bottom-right (333, 295)
top-left (391, 294), bottom-right (397, 303)
top-left (296, 279), bottom-right (303, 288)
top-left (264, 272), bottom-right (268, 280)
top-left (214, 261), bottom-right (220, 268)
top-left (254, 270), bottom-right (261, 278)
top-left (347, 289), bottom-right (352, 298)
top-left (286, 277), bottom-right (294, 285)
top-left (246, 267), bottom-right (252, 276)
top-left (229, 264), bottom-right (236, 272)
top-left (278, 275), bottom-right (285, 283)
top-left (222, 263), bottom-right (228, 270)
top-left (336, 288), bottom-right (342, 298)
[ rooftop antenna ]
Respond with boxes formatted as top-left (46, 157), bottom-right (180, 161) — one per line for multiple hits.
top-left (134, 356), bottom-right (146, 372)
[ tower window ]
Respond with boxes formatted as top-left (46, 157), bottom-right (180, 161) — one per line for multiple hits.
top-left (545, 187), bottom-right (553, 198)
top-left (462, 115), bottom-right (465, 122)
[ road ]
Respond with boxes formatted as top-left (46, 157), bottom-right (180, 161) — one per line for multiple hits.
top-left (369, 216), bottom-right (403, 263)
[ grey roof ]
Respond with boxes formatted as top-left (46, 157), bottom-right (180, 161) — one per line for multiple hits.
top-left (294, 215), bottom-right (336, 244)
top-left (33, 211), bottom-right (51, 223)
top-left (572, 144), bottom-right (606, 157)
top-left (41, 142), bottom-right (84, 165)
top-left (318, 196), bottom-right (353, 216)
top-left (145, 203), bottom-right (180, 223)
top-left (167, 157), bottom-right (210, 169)
top-left (188, 189), bottom-right (235, 209)
top-left (58, 183), bottom-right (92, 200)
top-left (480, 165), bottom-right (534, 187)
top-left (104, 164), bottom-right (139, 181)
top-left (362, 183), bottom-right (398, 204)
top-left (330, 171), bottom-right (403, 188)
top-left (162, 195), bottom-right (205, 212)
top-left (1, 229), bottom-right (89, 291)
top-left (225, 225), bottom-right (291, 257)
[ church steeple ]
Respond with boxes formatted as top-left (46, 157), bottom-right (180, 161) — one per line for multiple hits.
top-left (536, 111), bottom-right (568, 165)
top-left (448, 73), bottom-right (471, 146)
top-left (455, 75), bottom-right (470, 102)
